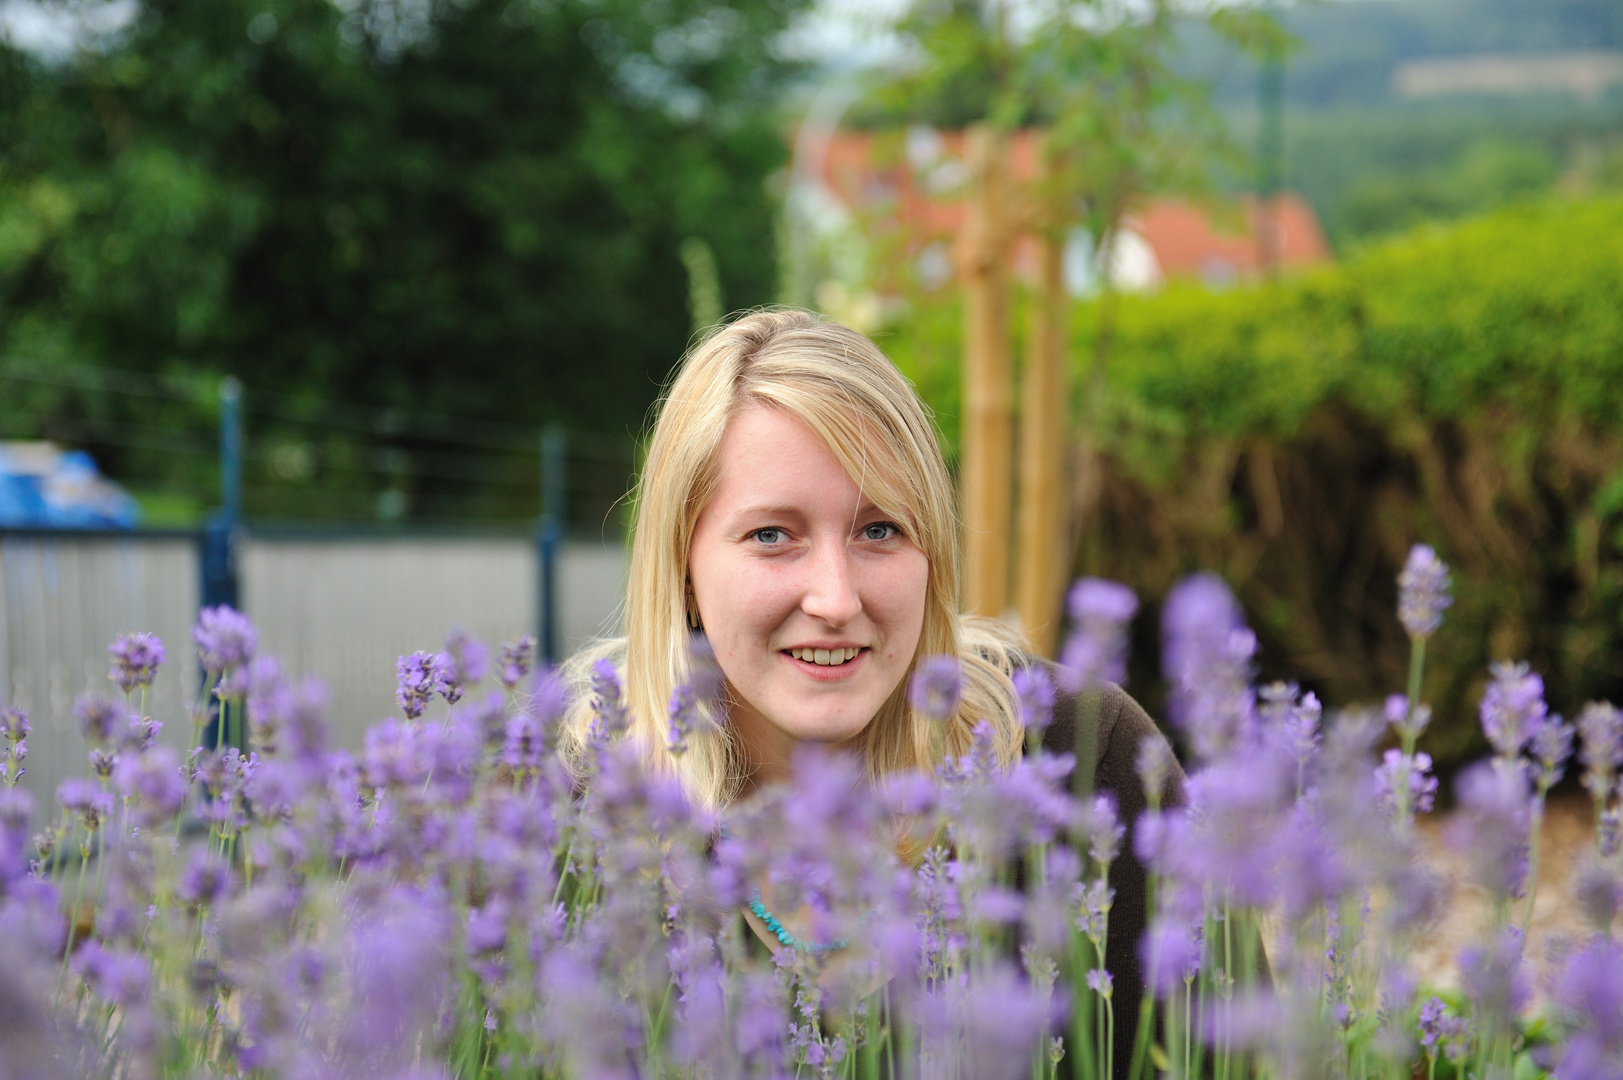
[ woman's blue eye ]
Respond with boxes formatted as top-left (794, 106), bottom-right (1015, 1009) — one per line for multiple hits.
top-left (862, 522), bottom-right (898, 542)
top-left (752, 528), bottom-right (784, 545)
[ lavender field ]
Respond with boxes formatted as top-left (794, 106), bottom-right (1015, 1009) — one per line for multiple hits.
top-left (0, 546), bottom-right (1619, 1080)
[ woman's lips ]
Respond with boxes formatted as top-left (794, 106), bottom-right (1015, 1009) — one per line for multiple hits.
top-left (781, 647), bottom-right (867, 680)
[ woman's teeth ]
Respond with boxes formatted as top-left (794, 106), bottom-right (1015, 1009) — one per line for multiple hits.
top-left (788, 647), bottom-right (859, 666)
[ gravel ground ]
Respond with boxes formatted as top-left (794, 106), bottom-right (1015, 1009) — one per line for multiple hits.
top-left (1411, 793), bottom-right (1597, 1009)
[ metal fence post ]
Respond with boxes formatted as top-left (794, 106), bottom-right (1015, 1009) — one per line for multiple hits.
top-left (538, 426), bottom-right (566, 665)
top-left (200, 376), bottom-right (242, 750)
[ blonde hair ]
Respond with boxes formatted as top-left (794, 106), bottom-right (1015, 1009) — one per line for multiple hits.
top-left (560, 309), bottom-right (1026, 810)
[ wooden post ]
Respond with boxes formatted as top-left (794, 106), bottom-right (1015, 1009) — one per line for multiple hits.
top-left (1016, 148), bottom-right (1070, 656)
top-left (957, 124), bottom-right (1013, 619)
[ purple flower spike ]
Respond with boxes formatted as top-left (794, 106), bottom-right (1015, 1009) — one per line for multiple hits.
top-left (667, 637), bottom-right (726, 756)
top-left (1458, 927), bottom-right (1530, 1032)
top-left (108, 632), bottom-right (165, 694)
top-left (1530, 714), bottom-right (1574, 791)
top-left (1417, 997), bottom-right (1448, 1055)
top-left (909, 655), bottom-right (962, 722)
top-left (1551, 939), bottom-right (1623, 1080)
top-left (588, 658), bottom-right (632, 744)
top-left (192, 605), bottom-right (257, 676)
top-left (1577, 701), bottom-right (1623, 805)
top-left (498, 635), bottom-right (536, 690)
top-left (57, 778), bottom-right (114, 831)
top-left (1142, 917), bottom-right (1199, 998)
top-left (0, 708), bottom-right (26, 744)
top-left (1571, 862), bottom-right (1623, 933)
top-left (395, 651), bottom-right (437, 720)
top-left (1162, 573), bottom-right (1258, 762)
top-left (1374, 749), bottom-right (1439, 818)
top-left (1450, 761), bottom-right (1532, 901)
top-left (1134, 737), bottom-right (1174, 800)
top-left (74, 693), bottom-right (123, 748)
top-left (1059, 578), bottom-right (1138, 692)
top-left (1012, 666), bottom-right (1056, 733)
top-left (178, 847), bottom-right (231, 908)
top-left (1480, 661), bottom-right (1548, 761)
top-left (1087, 793), bottom-right (1123, 866)
top-left (437, 628), bottom-right (488, 704)
top-left (113, 747), bottom-right (186, 827)
top-left (1398, 544), bottom-right (1452, 640)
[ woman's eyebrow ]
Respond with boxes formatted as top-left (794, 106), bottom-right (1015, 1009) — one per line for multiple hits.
top-left (728, 504), bottom-right (805, 521)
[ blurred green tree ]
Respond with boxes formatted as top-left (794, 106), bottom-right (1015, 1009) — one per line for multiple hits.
top-left (0, 0), bottom-right (807, 522)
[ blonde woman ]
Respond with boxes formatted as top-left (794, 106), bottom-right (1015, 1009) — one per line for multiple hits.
top-left (560, 308), bottom-right (1184, 1077)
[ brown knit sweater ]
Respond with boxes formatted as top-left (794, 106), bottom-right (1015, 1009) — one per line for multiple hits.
top-left (1038, 682), bottom-right (1189, 1080)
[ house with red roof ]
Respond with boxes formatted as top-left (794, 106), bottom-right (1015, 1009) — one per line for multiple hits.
top-left (798, 127), bottom-right (1331, 295)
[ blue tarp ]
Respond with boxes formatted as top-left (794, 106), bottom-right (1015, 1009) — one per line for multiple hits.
top-left (0, 442), bottom-right (139, 529)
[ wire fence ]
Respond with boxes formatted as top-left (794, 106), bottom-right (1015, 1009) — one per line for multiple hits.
top-left (0, 357), bottom-right (639, 532)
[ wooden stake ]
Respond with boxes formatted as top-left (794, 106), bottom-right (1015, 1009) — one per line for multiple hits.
top-left (957, 124), bottom-right (1013, 619)
top-left (1017, 149), bottom-right (1070, 656)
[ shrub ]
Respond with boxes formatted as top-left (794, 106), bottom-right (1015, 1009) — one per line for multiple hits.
top-left (884, 195), bottom-right (1623, 765)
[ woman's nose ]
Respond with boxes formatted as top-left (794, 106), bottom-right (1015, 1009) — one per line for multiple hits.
top-left (800, 541), bottom-right (862, 627)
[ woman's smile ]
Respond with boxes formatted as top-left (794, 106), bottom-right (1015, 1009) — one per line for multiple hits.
top-left (687, 403), bottom-right (929, 785)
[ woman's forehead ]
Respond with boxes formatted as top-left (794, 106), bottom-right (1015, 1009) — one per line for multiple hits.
top-left (709, 403), bottom-right (913, 523)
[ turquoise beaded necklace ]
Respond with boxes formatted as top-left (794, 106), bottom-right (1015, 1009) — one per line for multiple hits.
top-left (747, 890), bottom-right (848, 955)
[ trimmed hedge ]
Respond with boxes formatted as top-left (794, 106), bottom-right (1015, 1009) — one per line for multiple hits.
top-left (883, 195), bottom-right (1623, 766)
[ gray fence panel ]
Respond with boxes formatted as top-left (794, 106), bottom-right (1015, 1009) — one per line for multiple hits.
top-left (0, 534), bottom-right (200, 812)
top-left (241, 537), bottom-right (624, 750)
top-left (0, 533), bottom-right (626, 807)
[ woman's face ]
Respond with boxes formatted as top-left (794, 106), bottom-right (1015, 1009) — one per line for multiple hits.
top-left (688, 403), bottom-right (930, 783)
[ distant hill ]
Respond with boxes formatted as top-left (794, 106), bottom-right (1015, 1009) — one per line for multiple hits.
top-left (1200, 0), bottom-right (1623, 109)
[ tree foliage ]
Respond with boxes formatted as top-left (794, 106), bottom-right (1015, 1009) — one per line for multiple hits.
top-left (0, 0), bottom-right (808, 522)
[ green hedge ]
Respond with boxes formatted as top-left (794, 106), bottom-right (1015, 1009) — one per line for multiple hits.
top-left (883, 195), bottom-right (1623, 766)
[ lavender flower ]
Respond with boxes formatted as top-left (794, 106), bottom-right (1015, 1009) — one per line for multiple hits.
top-left (1458, 927), bottom-right (1530, 1034)
top-left (1578, 700), bottom-right (1623, 805)
top-left (57, 778), bottom-right (113, 832)
top-left (1550, 939), bottom-right (1623, 1080)
top-left (1417, 996), bottom-right (1448, 1056)
top-left (588, 658), bottom-right (632, 745)
top-left (1163, 573), bottom-right (1258, 762)
top-left (1450, 761), bottom-right (1532, 900)
top-left (113, 747), bottom-right (186, 827)
top-left (1397, 544), bottom-right (1452, 640)
top-left (1261, 683), bottom-right (1322, 784)
top-left (1012, 665), bottom-right (1056, 733)
top-left (1572, 861), bottom-right (1623, 934)
top-left (1085, 968), bottom-right (1113, 997)
top-left (178, 847), bottom-right (231, 908)
top-left (1086, 792), bottom-right (1123, 867)
top-left (74, 692), bottom-right (123, 748)
top-left (108, 632), bottom-right (165, 694)
top-left (1383, 693), bottom-right (1431, 743)
top-left (1142, 917), bottom-right (1200, 998)
top-left (1059, 577), bottom-right (1137, 691)
top-left (1, 709), bottom-right (25, 789)
top-left (909, 654), bottom-right (962, 721)
top-left (436, 627), bottom-right (488, 704)
top-left (396, 651), bottom-right (438, 720)
top-left (914, 963), bottom-right (1063, 1080)
top-left (1374, 749), bottom-right (1439, 817)
top-left (193, 604), bottom-right (257, 678)
top-left (1531, 713), bottom-right (1574, 791)
top-left (1135, 736), bottom-right (1174, 802)
top-left (667, 637), bottom-right (725, 756)
top-left (1480, 661), bottom-right (1548, 761)
top-left (498, 635), bottom-right (536, 690)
